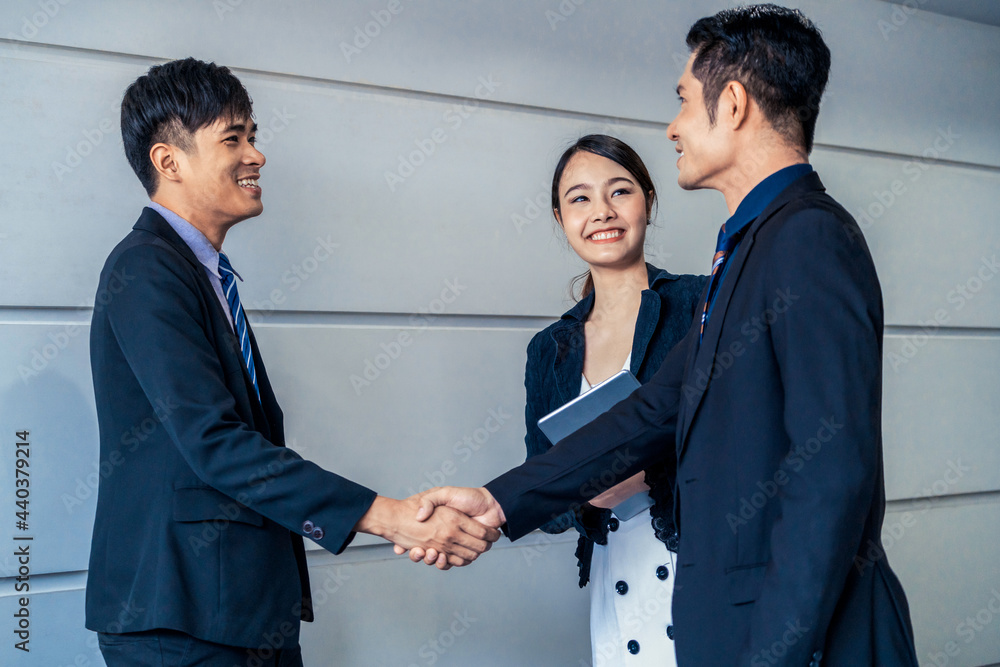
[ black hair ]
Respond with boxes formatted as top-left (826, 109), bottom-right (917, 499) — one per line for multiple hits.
top-left (686, 4), bottom-right (830, 154)
top-left (550, 134), bottom-right (657, 301)
top-left (121, 57), bottom-right (254, 195)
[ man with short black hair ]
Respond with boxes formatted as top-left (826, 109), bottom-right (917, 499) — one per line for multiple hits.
top-left (87, 57), bottom-right (497, 666)
top-left (414, 6), bottom-right (918, 665)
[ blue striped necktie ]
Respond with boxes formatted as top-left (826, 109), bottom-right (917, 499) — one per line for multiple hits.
top-left (699, 223), bottom-right (741, 342)
top-left (217, 252), bottom-right (260, 402)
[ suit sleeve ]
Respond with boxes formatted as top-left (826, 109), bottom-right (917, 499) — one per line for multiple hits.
top-left (739, 208), bottom-right (883, 663)
top-left (487, 324), bottom-right (693, 540)
top-left (105, 244), bottom-right (377, 554)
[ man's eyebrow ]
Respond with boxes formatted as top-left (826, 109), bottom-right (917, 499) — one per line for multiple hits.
top-left (218, 121), bottom-right (258, 134)
top-left (676, 84), bottom-right (685, 96)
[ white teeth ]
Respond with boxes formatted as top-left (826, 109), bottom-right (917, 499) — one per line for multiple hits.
top-left (238, 178), bottom-right (259, 188)
top-left (590, 230), bottom-right (622, 241)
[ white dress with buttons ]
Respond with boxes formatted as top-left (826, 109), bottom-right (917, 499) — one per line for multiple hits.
top-left (584, 356), bottom-right (677, 666)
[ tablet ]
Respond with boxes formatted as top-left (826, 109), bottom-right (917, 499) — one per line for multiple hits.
top-left (537, 369), bottom-right (641, 446)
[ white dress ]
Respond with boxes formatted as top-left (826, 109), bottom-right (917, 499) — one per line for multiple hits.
top-left (585, 355), bottom-right (678, 666)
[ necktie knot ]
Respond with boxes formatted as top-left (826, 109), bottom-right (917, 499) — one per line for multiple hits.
top-left (218, 252), bottom-right (239, 281)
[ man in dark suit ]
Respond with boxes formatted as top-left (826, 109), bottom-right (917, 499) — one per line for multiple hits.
top-left (410, 6), bottom-right (918, 665)
top-left (87, 58), bottom-right (498, 666)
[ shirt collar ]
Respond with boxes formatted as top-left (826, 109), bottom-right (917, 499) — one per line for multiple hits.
top-left (722, 163), bottom-right (814, 242)
top-left (561, 263), bottom-right (677, 323)
top-left (148, 202), bottom-right (223, 279)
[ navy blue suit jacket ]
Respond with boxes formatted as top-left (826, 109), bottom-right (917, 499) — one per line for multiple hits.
top-left (86, 208), bottom-right (377, 648)
top-left (486, 173), bottom-right (918, 665)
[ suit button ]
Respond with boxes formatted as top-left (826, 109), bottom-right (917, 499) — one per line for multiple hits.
top-left (615, 580), bottom-right (629, 595)
top-left (311, 527), bottom-right (324, 540)
top-left (607, 517), bottom-right (619, 532)
top-left (666, 624), bottom-right (675, 640)
top-left (656, 565), bottom-right (670, 581)
top-left (627, 639), bottom-right (639, 655)
top-left (302, 520), bottom-right (314, 534)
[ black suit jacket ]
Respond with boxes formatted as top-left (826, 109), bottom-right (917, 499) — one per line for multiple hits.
top-left (524, 264), bottom-right (704, 586)
top-left (486, 173), bottom-right (918, 665)
top-left (86, 208), bottom-right (377, 648)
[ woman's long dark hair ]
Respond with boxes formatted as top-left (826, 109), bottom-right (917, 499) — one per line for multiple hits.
top-left (551, 135), bottom-right (657, 300)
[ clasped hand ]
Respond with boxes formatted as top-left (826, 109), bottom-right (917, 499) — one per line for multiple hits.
top-left (392, 486), bottom-right (506, 570)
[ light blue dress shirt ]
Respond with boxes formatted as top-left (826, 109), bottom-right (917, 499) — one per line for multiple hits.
top-left (148, 201), bottom-right (236, 332)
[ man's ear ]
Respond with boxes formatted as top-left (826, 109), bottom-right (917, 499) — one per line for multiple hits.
top-left (149, 142), bottom-right (183, 187)
top-left (718, 80), bottom-right (750, 131)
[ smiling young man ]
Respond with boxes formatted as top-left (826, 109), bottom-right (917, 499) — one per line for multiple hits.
top-left (412, 5), bottom-right (918, 665)
top-left (87, 58), bottom-right (497, 666)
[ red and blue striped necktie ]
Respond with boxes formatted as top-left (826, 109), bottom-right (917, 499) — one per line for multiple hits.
top-left (699, 223), bottom-right (741, 342)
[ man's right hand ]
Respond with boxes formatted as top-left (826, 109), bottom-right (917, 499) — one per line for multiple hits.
top-left (393, 487), bottom-right (506, 568)
top-left (354, 495), bottom-right (500, 569)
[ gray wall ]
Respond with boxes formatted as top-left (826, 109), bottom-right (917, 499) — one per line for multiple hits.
top-left (1, 1), bottom-right (998, 665)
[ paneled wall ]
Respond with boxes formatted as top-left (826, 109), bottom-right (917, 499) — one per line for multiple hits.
top-left (1, 1), bottom-right (997, 665)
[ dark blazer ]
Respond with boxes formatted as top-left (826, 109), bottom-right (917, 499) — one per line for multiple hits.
top-left (86, 208), bottom-right (377, 648)
top-left (487, 173), bottom-right (918, 666)
top-left (524, 264), bottom-right (704, 586)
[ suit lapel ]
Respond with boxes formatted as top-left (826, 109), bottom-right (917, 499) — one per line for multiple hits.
top-left (629, 289), bottom-right (661, 375)
top-left (677, 233), bottom-right (756, 458)
top-left (674, 172), bottom-right (826, 460)
top-left (551, 321), bottom-right (585, 405)
top-left (134, 208), bottom-right (269, 421)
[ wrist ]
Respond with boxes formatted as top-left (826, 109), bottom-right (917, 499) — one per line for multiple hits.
top-left (354, 495), bottom-right (398, 540)
top-left (482, 487), bottom-right (506, 525)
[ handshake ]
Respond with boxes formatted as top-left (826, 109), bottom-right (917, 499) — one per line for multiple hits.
top-left (355, 487), bottom-right (507, 571)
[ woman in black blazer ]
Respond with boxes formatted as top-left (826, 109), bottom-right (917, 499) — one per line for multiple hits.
top-left (523, 135), bottom-right (705, 665)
